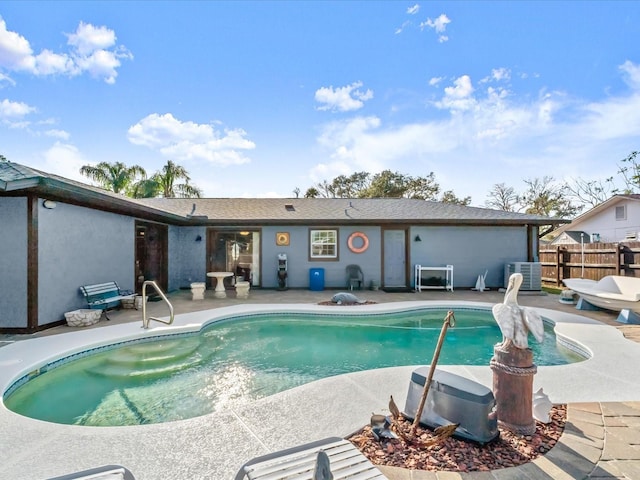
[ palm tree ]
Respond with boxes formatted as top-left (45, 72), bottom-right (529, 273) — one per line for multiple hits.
top-left (129, 178), bottom-right (161, 198)
top-left (80, 162), bottom-right (147, 195)
top-left (152, 160), bottom-right (202, 198)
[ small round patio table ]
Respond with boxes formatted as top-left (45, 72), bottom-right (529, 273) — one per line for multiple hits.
top-left (207, 272), bottom-right (234, 298)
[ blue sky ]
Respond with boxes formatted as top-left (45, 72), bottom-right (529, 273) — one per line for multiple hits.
top-left (1, 1), bottom-right (640, 206)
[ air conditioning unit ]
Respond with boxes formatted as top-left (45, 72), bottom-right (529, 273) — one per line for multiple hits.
top-left (504, 262), bottom-right (542, 291)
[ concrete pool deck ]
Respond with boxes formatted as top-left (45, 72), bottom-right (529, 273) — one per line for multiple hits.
top-left (1, 288), bottom-right (640, 479)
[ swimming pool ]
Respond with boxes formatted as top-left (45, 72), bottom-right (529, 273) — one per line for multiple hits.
top-left (4, 307), bottom-right (585, 427)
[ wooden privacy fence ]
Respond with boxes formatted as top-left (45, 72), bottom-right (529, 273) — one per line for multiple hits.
top-left (540, 241), bottom-right (640, 288)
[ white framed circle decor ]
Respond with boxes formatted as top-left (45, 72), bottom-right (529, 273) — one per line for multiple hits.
top-left (276, 232), bottom-right (290, 246)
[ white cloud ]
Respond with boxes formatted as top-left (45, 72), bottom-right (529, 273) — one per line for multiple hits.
top-left (0, 98), bottom-right (35, 119)
top-left (0, 18), bottom-right (33, 71)
top-left (429, 76), bottom-right (444, 86)
top-left (481, 67), bottom-right (511, 84)
top-left (44, 129), bottom-right (70, 140)
top-left (620, 60), bottom-right (640, 89)
top-left (0, 17), bottom-right (131, 84)
top-left (407, 4), bottom-right (420, 15)
top-left (32, 49), bottom-right (74, 76)
top-left (435, 75), bottom-right (476, 111)
top-left (420, 13), bottom-right (451, 42)
top-left (310, 63), bottom-right (640, 201)
top-left (315, 81), bottom-right (374, 112)
top-left (127, 113), bottom-right (255, 166)
top-left (42, 142), bottom-right (87, 182)
top-left (66, 22), bottom-right (116, 56)
top-left (394, 21), bottom-right (411, 35)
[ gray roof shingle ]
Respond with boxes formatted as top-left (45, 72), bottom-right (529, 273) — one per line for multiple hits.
top-left (1, 161), bottom-right (562, 225)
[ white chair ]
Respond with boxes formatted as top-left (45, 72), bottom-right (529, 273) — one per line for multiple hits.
top-left (235, 437), bottom-right (387, 480)
top-left (46, 465), bottom-right (135, 480)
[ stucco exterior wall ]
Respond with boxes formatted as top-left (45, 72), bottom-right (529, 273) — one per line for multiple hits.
top-left (37, 201), bottom-right (135, 326)
top-left (0, 197), bottom-right (28, 328)
top-left (410, 225), bottom-right (529, 289)
top-left (169, 225), bottom-right (207, 290)
top-left (260, 226), bottom-right (382, 289)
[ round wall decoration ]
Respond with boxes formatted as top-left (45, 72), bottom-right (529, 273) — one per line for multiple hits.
top-left (347, 231), bottom-right (369, 253)
top-left (276, 232), bottom-right (290, 246)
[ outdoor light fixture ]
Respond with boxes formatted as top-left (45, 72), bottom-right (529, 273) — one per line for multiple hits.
top-left (414, 235), bottom-right (422, 242)
top-left (42, 200), bottom-right (57, 209)
top-left (195, 235), bottom-right (202, 242)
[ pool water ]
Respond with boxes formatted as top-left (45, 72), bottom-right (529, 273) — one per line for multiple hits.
top-left (5, 309), bottom-right (584, 426)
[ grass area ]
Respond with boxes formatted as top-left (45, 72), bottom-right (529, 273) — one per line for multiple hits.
top-left (543, 286), bottom-right (563, 295)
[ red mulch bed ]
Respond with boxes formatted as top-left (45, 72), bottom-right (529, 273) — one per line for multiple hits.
top-left (347, 406), bottom-right (566, 472)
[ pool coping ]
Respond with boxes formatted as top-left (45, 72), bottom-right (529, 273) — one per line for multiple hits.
top-left (1, 300), bottom-right (640, 479)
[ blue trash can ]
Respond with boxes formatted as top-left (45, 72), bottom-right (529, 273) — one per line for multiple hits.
top-left (309, 268), bottom-right (325, 291)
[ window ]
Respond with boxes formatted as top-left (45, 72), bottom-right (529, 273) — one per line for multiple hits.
top-left (616, 205), bottom-right (626, 221)
top-left (310, 229), bottom-right (338, 259)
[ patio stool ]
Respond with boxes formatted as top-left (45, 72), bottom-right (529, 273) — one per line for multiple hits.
top-left (235, 281), bottom-right (250, 299)
top-left (190, 282), bottom-right (206, 300)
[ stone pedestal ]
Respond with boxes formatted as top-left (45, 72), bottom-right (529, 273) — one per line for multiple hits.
top-left (190, 282), bottom-right (206, 300)
top-left (235, 281), bottom-right (250, 299)
top-left (134, 295), bottom-right (147, 310)
top-left (490, 341), bottom-right (537, 435)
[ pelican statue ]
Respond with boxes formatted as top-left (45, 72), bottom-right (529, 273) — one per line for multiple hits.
top-left (492, 273), bottom-right (545, 349)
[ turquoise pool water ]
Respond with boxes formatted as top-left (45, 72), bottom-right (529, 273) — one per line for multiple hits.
top-left (5, 308), bottom-right (584, 426)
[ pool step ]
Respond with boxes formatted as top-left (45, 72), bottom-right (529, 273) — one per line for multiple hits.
top-left (87, 352), bottom-right (205, 379)
top-left (105, 337), bottom-right (201, 366)
top-left (87, 337), bottom-right (206, 379)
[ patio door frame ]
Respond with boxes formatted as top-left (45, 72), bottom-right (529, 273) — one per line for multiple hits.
top-left (206, 227), bottom-right (261, 288)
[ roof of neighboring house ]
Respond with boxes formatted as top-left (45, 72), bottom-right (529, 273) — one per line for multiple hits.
top-left (0, 161), bottom-right (565, 226)
top-left (548, 195), bottom-right (640, 238)
top-left (549, 230), bottom-right (590, 244)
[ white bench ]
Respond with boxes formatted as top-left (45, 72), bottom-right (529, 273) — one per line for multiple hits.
top-left (235, 437), bottom-right (387, 480)
top-left (46, 464), bottom-right (135, 480)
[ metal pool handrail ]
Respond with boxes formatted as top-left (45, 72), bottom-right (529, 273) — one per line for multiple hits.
top-left (141, 280), bottom-right (175, 329)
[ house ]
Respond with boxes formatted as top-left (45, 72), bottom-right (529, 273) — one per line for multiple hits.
top-left (549, 195), bottom-right (640, 245)
top-left (0, 161), bottom-right (562, 333)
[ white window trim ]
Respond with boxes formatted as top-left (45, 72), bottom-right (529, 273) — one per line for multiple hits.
top-left (615, 205), bottom-right (627, 221)
top-left (309, 229), bottom-right (338, 259)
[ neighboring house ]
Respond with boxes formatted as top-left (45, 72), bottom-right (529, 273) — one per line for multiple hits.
top-left (549, 195), bottom-right (640, 245)
top-left (0, 162), bottom-right (562, 332)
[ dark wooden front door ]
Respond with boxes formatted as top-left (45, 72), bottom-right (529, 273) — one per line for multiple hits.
top-left (135, 221), bottom-right (168, 294)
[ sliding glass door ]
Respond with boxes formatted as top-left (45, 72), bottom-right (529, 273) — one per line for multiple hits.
top-left (207, 229), bottom-right (260, 288)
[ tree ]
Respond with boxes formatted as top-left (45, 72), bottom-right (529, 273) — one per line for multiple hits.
top-left (333, 171), bottom-right (370, 198)
top-left (0, 154), bottom-right (7, 162)
top-left (440, 190), bottom-right (472, 206)
top-left (361, 170), bottom-right (409, 198)
top-left (129, 178), bottom-right (161, 198)
top-left (79, 161), bottom-right (146, 194)
top-left (304, 187), bottom-right (320, 198)
top-left (520, 176), bottom-right (581, 218)
top-left (302, 170), bottom-right (468, 200)
top-left (564, 176), bottom-right (615, 209)
top-left (616, 151), bottom-right (640, 193)
top-left (485, 183), bottom-right (520, 211)
top-left (150, 160), bottom-right (202, 198)
top-left (405, 173), bottom-right (440, 200)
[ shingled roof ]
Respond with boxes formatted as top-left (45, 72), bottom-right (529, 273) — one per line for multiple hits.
top-left (1, 161), bottom-right (564, 226)
top-left (136, 197), bottom-right (560, 226)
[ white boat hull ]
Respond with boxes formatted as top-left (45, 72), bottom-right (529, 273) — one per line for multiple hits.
top-left (563, 276), bottom-right (640, 314)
